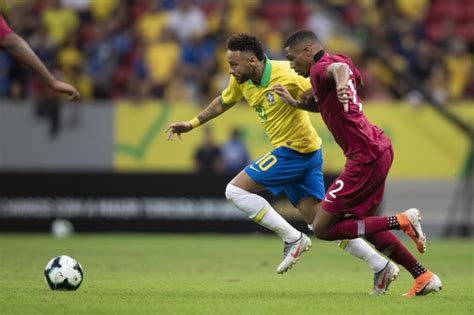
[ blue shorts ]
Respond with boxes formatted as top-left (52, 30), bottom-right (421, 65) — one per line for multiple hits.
top-left (244, 146), bottom-right (325, 206)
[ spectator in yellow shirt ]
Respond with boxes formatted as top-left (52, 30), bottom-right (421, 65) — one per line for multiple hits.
top-left (42, 0), bottom-right (79, 46)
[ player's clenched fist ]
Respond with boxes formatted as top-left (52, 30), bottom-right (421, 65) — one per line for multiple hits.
top-left (165, 121), bottom-right (193, 140)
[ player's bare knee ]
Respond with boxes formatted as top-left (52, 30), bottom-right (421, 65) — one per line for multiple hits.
top-left (312, 225), bottom-right (329, 240)
top-left (314, 228), bottom-right (329, 240)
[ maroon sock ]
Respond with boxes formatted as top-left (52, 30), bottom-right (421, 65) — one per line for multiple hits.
top-left (324, 216), bottom-right (391, 240)
top-left (365, 231), bottom-right (423, 278)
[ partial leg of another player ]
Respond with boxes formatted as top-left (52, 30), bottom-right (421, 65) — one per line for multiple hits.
top-left (299, 197), bottom-right (399, 294)
top-left (225, 170), bottom-right (310, 273)
top-left (313, 205), bottom-right (442, 296)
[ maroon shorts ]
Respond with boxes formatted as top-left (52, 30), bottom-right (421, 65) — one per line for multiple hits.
top-left (321, 147), bottom-right (394, 218)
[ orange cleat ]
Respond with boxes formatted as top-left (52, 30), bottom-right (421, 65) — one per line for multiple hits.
top-left (396, 208), bottom-right (426, 253)
top-left (403, 270), bottom-right (442, 297)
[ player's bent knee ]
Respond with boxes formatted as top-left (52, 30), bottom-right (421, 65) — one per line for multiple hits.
top-left (225, 183), bottom-right (246, 202)
top-left (312, 222), bottom-right (332, 240)
top-left (225, 183), bottom-right (268, 219)
top-left (225, 184), bottom-right (234, 201)
top-left (314, 228), bottom-right (329, 240)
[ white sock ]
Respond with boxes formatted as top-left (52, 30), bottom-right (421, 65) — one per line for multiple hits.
top-left (225, 184), bottom-right (301, 243)
top-left (308, 224), bottom-right (388, 273)
top-left (336, 238), bottom-right (388, 273)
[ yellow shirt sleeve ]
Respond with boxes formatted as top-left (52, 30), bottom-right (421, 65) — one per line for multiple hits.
top-left (221, 75), bottom-right (243, 105)
top-left (295, 76), bottom-right (312, 93)
top-left (285, 75), bottom-right (311, 100)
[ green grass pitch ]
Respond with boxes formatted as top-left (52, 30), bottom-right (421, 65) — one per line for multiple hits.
top-left (0, 234), bottom-right (472, 314)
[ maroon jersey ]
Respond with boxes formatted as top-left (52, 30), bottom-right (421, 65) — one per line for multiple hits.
top-left (310, 51), bottom-right (390, 163)
top-left (0, 16), bottom-right (13, 42)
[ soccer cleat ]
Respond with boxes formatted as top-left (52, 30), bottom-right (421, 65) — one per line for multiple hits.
top-left (403, 270), bottom-right (442, 297)
top-left (371, 261), bottom-right (400, 295)
top-left (396, 208), bottom-right (427, 253)
top-left (276, 233), bottom-right (312, 274)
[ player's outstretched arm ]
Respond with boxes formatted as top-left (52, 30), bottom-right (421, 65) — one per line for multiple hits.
top-left (299, 88), bottom-right (320, 112)
top-left (165, 96), bottom-right (235, 140)
top-left (326, 62), bottom-right (351, 112)
top-left (272, 84), bottom-right (319, 112)
top-left (1, 33), bottom-right (80, 100)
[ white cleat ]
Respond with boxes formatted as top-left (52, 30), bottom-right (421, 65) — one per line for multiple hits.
top-left (371, 261), bottom-right (400, 295)
top-left (276, 233), bottom-right (312, 274)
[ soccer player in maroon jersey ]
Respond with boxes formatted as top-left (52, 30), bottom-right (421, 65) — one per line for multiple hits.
top-left (0, 15), bottom-right (79, 100)
top-left (273, 30), bottom-right (442, 296)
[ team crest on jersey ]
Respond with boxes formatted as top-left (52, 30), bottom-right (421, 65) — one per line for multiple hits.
top-left (266, 92), bottom-right (275, 104)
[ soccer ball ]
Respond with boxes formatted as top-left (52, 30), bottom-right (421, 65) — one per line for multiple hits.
top-left (44, 255), bottom-right (84, 290)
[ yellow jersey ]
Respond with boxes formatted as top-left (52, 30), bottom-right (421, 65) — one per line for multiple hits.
top-left (221, 58), bottom-right (321, 153)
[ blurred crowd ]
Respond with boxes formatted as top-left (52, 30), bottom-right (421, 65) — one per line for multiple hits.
top-left (330, 0), bottom-right (474, 104)
top-left (194, 126), bottom-right (250, 175)
top-left (0, 0), bottom-right (472, 105)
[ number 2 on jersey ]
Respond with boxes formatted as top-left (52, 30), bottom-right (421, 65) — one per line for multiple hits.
top-left (328, 180), bottom-right (344, 199)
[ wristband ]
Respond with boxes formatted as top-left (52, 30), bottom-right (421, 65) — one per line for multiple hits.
top-left (189, 117), bottom-right (200, 128)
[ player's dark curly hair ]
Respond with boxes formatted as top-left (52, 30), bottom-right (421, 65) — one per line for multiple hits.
top-left (284, 30), bottom-right (320, 48)
top-left (227, 33), bottom-right (265, 61)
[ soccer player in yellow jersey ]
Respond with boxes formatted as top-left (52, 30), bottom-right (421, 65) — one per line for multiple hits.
top-left (167, 34), bottom-right (396, 292)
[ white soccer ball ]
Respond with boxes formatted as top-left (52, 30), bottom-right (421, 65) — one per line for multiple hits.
top-left (44, 255), bottom-right (84, 290)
